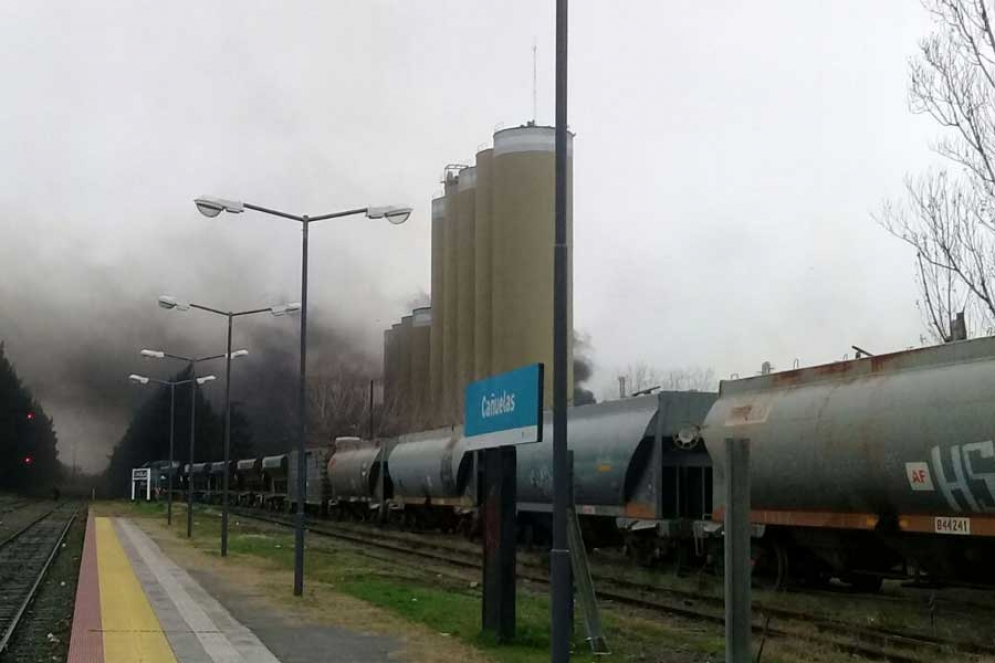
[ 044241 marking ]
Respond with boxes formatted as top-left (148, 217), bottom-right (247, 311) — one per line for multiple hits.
top-left (934, 516), bottom-right (971, 535)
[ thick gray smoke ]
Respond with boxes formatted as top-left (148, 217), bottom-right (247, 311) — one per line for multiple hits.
top-left (0, 234), bottom-right (386, 474)
top-left (573, 330), bottom-right (596, 405)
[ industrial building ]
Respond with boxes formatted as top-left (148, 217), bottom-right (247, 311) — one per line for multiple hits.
top-left (383, 122), bottom-right (575, 430)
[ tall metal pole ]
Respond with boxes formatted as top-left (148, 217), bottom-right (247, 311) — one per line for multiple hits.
top-left (551, 0), bottom-right (571, 660)
top-left (724, 438), bottom-right (752, 663)
top-left (294, 217), bottom-right (310, 596)
top-left (221, 313), bottom-right (233, 556)
top-left (187, 362), bottom-right (197, 538)
top-left (167, 383), bottom-right (175, 526)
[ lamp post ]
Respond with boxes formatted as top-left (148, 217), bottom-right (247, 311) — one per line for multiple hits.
top-left (129, 373), bottom-right (217, 526)
top-left (552, 1), bottom-right (572, 661)
top-left (141, 347), bottom-right (247, 537)
top-left (158, 295), bottom-right (300, 557)
top-left (194, 195), bottom-right (411, 596)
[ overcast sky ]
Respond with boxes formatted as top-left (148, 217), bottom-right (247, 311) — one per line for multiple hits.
top-left (0, 2), bottom-right (939, 472)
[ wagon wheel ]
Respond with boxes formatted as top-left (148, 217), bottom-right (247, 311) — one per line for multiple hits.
top-left (751, 540), bottom-right (789, 591)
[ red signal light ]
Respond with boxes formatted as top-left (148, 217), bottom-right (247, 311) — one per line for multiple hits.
top-left (26, 412), bottom-right (34, 421)
top-left (23, 456), bottom-right (32, 465)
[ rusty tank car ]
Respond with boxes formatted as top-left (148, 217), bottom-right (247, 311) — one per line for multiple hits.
top-left (703, 336), bottom-right (995, 586)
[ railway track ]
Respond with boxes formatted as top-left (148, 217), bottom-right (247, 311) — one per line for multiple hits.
top-left (0, 502), bottom-right (79, 654)
top-left (220, 506), bottom-right (989, 662)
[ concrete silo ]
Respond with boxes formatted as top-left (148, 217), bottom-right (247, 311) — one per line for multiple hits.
top-left (441, 172), bottom-right (461, 424)
top-left (383, 326), bottom-right (396, 410)
top-left (492, 124), bottom-right (574, 407)
top-left (473, 149), bottom-right (494, 382)
top-left (397, 315), bottom-right (413, 429)
top-left (456, 166), bottom-right (477, 415)
top-left (429, 197), bottom-right (446, 423)
top-left (409, 306), bottom-right (432, 431)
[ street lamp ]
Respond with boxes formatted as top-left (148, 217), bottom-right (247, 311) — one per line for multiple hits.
top-left (158, 295), bottom-right (300, 557)
top-left (128, 372), bottom-right (216, 526)
top-left (141, 347), bottom-right (245, 537)
top-left (195, 194), bottom-right (411, 596)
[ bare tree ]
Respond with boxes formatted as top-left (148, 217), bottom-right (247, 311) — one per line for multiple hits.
top-left (613, 363), bottom-right (717, 400)
top-left (880, 0), bottom-right (995, 341)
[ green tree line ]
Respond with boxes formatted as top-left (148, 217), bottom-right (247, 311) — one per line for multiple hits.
top-left (0, 342), bottom-right (60, 492)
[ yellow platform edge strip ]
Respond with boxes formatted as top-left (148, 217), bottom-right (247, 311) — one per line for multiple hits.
top-left (95, 517), bottom-right (177, 663)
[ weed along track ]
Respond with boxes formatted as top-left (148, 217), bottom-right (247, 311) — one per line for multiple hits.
top-left (216, 506), bottom-right (992, 662)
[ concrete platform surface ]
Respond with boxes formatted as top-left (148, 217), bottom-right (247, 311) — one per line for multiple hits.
top-left (67, 514), bottom-right (401, 663)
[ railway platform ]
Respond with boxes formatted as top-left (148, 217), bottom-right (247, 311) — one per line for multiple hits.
top-left (67, 513), bottom-right (281, 663)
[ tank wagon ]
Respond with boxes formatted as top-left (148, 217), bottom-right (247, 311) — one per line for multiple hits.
top-left (326, 437), bottom-right (386, 520)
top-left (322, 392), bottom-right (715, 553)
top-left (704, 336), bottom-right (995, 587)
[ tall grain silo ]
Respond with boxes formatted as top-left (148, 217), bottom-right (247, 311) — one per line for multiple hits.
top-left (456, 166), bottom-right (477, 415)
top-left (429, 197), bottom-right (446, 423)
top-left (473, 149), bottom-right (494, 381)
top-left (397, 315), bottom-right (413, 429)
top-left (492, 124), bottom-right (574, 407)
top-left (409, 306), bottom-right (432, 431)
top-left (387, 323), bottom-right (401, 414)
top-left (441, 172), bottom-right (461, 424)
top-left (383, 326), bottom-right (395, 410)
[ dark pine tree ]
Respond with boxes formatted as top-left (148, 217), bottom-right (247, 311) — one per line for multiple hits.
top-left (0, 342), bottom-right (61, 493)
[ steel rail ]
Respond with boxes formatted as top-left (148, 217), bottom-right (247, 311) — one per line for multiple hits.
top-left (0, 506), bottom-right (61, 549)
top-left (0, 504), bottom-right (79, 654)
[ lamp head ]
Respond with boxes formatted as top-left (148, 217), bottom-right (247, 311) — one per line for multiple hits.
top-left (195, 196), bottom-right (244, 218)
top-left (229, 349), bottom-right (249, 359)
top-left (367, 205), bottom-right (412, 225)
top-left (158, 295), bottom-right (190, 311)
top-left (270, 302), bottom-right (302, 317)
top-left (129, 374), bottom-right (150, 385)
top-left (196, 375), bottom-right (217, 385)
top-left (140, 349), bottom-right (165, 359)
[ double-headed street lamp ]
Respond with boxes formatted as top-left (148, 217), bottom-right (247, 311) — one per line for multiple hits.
top-left (194, 195), bottom-right (412, 596)
top-left (158, 295), bottom-right (300, 557)
top-left (129, 373), bottom-right (217, 526)
top-left (141, 347), bottom-right (247, 537)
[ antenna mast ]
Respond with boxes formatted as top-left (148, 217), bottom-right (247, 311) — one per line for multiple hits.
top-left (532, 39), bottom-right (538, 123)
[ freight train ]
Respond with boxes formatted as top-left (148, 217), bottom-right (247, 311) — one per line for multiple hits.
top-left (150, 336), bottom-right (995, 590)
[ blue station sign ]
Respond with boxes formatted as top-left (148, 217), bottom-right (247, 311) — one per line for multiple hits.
top-left (464, 363), bottom-right (544, 450)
